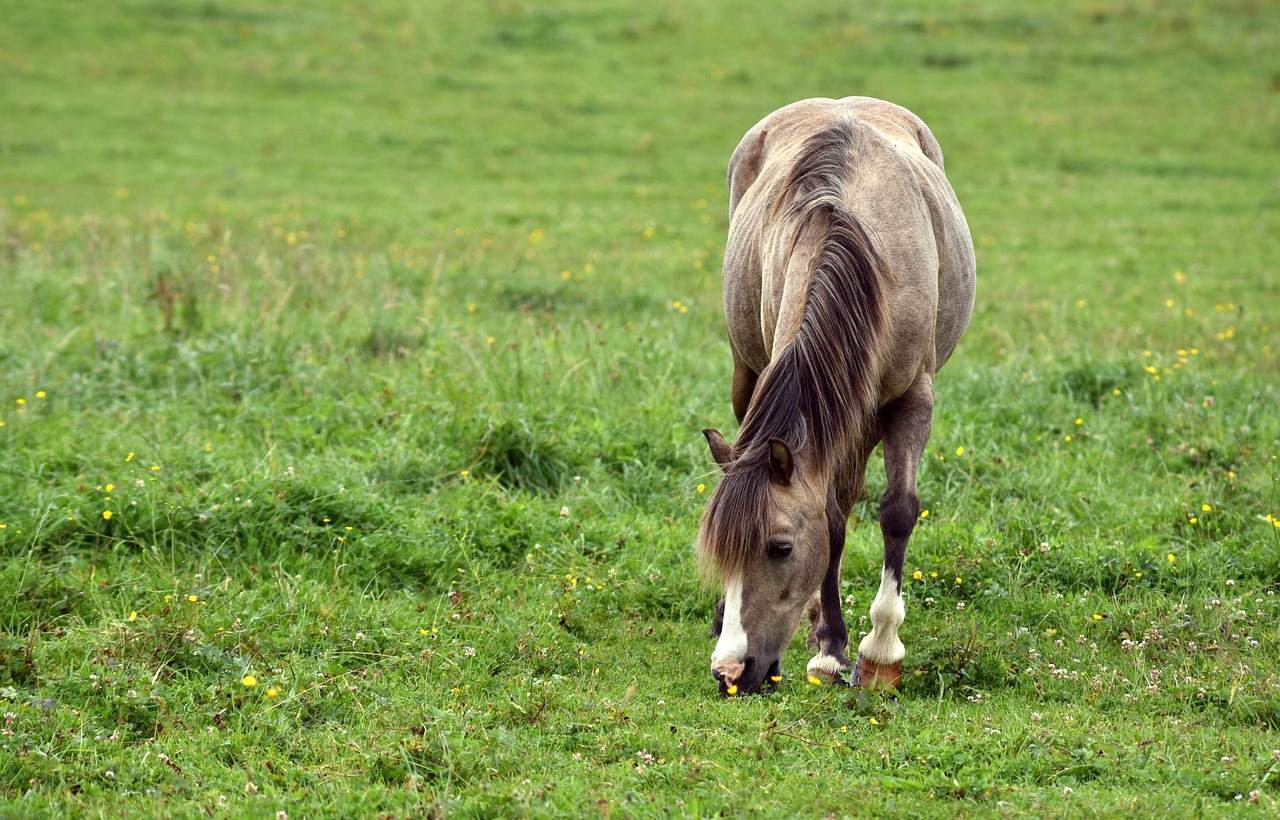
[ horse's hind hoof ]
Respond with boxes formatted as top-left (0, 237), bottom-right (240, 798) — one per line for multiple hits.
top-left (853, 654), bottom-right (902, 689)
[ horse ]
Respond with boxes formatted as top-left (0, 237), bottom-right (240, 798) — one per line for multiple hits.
top-left (698, 97), bottom-right (976, 695)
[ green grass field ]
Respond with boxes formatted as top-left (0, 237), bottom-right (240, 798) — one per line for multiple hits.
top-left (3, 0), bottom-right (1279, 815)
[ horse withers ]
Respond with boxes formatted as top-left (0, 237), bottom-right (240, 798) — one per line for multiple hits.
top-left (698, 97), bottom-right (976, 695)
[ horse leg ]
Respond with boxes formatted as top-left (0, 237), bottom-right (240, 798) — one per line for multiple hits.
top-left (856, 378), bottom-right (933, 689)
top-left (805, 502), bottom-right (851, 682)
top-left (730, 349), bottom-right (758, 425)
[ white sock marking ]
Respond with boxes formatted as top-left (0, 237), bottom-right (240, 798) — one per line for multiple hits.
top-left (857, 568), bottom-right (905, 665)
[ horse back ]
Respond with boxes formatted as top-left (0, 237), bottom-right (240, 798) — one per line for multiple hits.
top-left (722, 97), bottom-right (975, 400)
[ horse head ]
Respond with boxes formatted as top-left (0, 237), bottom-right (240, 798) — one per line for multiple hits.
top-left (699, 429), bottom-right (839, 694)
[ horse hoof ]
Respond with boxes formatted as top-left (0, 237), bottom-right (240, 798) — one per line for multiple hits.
top-left (806, 654), bottom-right (851, 686)
top-left (854, 654), bottom-right (902, 689)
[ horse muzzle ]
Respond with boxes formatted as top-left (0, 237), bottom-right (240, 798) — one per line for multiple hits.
top-left (712, 656), bottom-right (781, 696)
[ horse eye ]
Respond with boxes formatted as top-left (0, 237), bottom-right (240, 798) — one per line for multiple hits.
top-left (766, 539), bottom-right (793, 560)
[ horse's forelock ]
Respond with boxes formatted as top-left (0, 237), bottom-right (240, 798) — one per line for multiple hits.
top-left (697, 449), bottom-right (775, 582)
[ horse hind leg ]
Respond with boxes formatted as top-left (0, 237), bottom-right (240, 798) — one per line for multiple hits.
top-left (856, 378), bottom-right (934, 689)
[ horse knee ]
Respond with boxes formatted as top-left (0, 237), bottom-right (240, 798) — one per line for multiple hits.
top-left (879, 491), bottom-right (919, 542)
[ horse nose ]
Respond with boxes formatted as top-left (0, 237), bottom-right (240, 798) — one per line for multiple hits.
top-left (711, 656), bottom-right (752, 695)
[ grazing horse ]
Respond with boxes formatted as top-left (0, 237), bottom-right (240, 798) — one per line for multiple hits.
top-left (698, 97), bottom-right (975, 695)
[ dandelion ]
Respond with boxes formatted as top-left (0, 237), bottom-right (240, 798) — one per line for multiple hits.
top-left (920, 509), bottom-right (930, 519)
top-left (36, 391), bottom-right (45, 399)
top-left (697, 483), bottom-right (706, 493)
top-left (955, 446), bottom-right (964, 456)
top-left (1167, 553), bottom-right (1177, 564)
top-left (1092, 613), bottom-right (1103, 621)
top-left (869, 717), bottom-right (880, 725)
top-left (726, 685), bottom-right (738, 695)
top-left (105, 483), bottom-right (114, 493)
top-left (187, 595), bottom-right (198, 603)
top-left (126, 452), bottom-right (134, 462)
top-left (769, 675), bottom-right (782, 683)
top-left (102, 511), bottom-right (112, 520)
top-left (913, 570), bottom-right (923, 581)
top-left (266, 686), bottom-right (280, 697)
top-left (1074, 418), bottom-right (1083, 426)
top-left (807, 675), bottom-right (823, 686)
top-left (528, 228), bottom-right (546, 243)
top-left (150, 465), bottom-right (160, 472)
top-left (241, 674), bottom-right (257, 688)
top-left (1201, 504), bottom-right (1212, 512)
top-left (128, 611), bottom-right (137, 621)
top-left (955, 576), bottom-right (962, 585)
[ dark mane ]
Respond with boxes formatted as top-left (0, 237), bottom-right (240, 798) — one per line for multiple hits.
top-left (699, 119), bottom-right (887, 579)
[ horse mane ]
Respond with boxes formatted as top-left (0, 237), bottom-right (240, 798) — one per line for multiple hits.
top-left (699, 119), bottom-right (887, 580)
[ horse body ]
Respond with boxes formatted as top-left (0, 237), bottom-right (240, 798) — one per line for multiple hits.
top-left (699, 97), bottom-right (975, 694)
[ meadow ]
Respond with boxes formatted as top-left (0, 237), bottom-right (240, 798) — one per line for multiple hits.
top-left (2, 0), bottom-right (1279, 815)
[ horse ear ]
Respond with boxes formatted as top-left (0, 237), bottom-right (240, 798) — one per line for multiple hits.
top-left (703, 429), bottom-right (733, 471)
top-left (767, 438), bottom-right (794, 486)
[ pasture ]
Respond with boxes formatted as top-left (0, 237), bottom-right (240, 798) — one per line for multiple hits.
top-left (2, 0), bottom-right (1279, 815)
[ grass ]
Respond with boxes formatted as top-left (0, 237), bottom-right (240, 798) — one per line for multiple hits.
top-left (2, 0), bottom-right (1280, 815)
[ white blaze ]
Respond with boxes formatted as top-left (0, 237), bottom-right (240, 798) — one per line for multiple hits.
top-left (711, 577), bottom-right (748, 682)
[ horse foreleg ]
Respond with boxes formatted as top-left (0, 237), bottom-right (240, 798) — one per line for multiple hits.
top-left (856, 379), bottom-right (933, 689)
top-left (806, 504), bottom-right (852, 683)
top-left (730, 350), bottom-right (759, 425)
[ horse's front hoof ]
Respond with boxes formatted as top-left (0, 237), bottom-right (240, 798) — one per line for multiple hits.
top-left (806, 653), bottom-right (851, 686)
top-left (853, 654), bottom-right (902, 689)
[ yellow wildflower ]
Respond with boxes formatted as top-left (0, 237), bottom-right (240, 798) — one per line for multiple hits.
top-left (241, 674), bottom-right (257, 688)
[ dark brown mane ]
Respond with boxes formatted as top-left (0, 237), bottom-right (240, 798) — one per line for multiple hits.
top-left (699, 119), bottom-right (887, 579)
